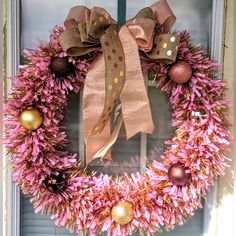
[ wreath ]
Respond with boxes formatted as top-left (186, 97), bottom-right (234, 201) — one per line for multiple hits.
top-left (4, 1), bottom-right (229, 235)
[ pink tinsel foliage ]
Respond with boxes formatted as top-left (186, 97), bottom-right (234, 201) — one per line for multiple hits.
top-left (4, 28), bottom-right (230, 236)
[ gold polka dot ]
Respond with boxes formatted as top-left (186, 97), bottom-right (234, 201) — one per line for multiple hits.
top-left (119, 70), bottom-right (124, 77)
top-left (162, 43), bottom-right (168, 48)
top-left (107, 55), bottom-right (112, 60)
top-left (99, 16), bottom-right (104, 22)
top-left (118, 56), bottom-right (123, 61)
top-left (118, 85), bottom-right (123, 91)
top-left (105, 41), bottom-right (110, 47)
top-left (170, 36), bottom-right (176, 42)
top-left (114, 77), bottom-right (119, 83)
top-left (114, 63), bottom-right (118, 68)
top-left (92, 20), bottom-right (97, 26)
top-left (156, 50), bottom-right (160, 55)
top-left (112, 93), bottom-right (117, 98)
top-left (167, 50), bottom-right (172, 56)
top-left (112, 49), bottom-right (116, 54)
top-left (159, 37), bottom-right (163, 42)
top-left (108, 85), bottom-right (113, 90)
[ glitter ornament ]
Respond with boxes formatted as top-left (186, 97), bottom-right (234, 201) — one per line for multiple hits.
top-left (20, 109), bottom-right (43, 130)
top-left (43, 171), bottom-right (67, 193)
top-left (189, 108), bottom-right (209, 125)
top-left (111, 201), bottom-right (134, 225)
top-left (168, 61), bottom-right (192, 84)
top-left (168, 163), bottom-right (191, 186)
top-left (50, 57), bottom-right (73, 77)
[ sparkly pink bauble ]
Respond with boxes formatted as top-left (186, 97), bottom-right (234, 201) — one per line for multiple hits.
top-left (168, 163), bottom-right (191, 186)
top-left (168, 61), bottom-right (192, 84)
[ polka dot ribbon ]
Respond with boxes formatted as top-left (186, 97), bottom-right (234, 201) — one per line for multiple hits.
top-left (59, 0), bottom-right (180, 164)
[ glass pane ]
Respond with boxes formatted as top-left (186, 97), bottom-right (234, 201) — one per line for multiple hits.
top-left (147, 87), bottom-right (172, 162)
top-left (21, 0), bottom-right (118, 50)
top-left (126, 0), bottom-right (212, 50)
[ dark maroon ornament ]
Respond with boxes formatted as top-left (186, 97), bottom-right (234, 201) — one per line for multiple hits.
top-left (168, 163), bottom-right (191, 186)
top-left (43, 171), bottom-right (67, 193)
top-left (189, 107), bottom-right (209, 126)
top-left (50, 57), bottom-right (73, 77)
top-left (168, 61), bottom-right (192, 84)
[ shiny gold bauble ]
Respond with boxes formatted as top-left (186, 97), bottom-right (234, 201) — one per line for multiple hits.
top-left (20, 109), bottom-right (43, 130)
top-left (111, 201), bottom-right (134, 225)
top-left (189, 108), bottom-right (209, 126)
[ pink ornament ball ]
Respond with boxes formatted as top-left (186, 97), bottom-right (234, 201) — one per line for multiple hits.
top-left (168, 61), bottom-right (192, 84)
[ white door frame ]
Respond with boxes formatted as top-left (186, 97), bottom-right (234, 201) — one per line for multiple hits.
top-left (1, 1), bottom-right (230, 236)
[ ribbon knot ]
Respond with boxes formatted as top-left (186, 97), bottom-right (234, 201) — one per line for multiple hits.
top-left (59, 0), bottom-right (180, 164)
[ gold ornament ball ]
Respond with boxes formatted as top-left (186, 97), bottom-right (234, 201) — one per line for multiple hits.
top-left (111, 201), bottom-right (134, 225)
top-left (20, 109), bottom-right (43, 130)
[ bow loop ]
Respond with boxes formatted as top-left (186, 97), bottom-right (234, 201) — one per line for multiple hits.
top-left (126, 7), bottom-right (158, 52)
top-left (151, 0), bottom-right (176, 33)
top-left (59, 6), bottom-right (116, 56)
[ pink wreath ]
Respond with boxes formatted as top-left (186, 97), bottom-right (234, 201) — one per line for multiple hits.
top-left (4, 5), bottom-right (229, 236)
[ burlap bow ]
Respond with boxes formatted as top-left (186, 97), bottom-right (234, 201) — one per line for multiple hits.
top-left (59, 0), bottom-right (180, 164)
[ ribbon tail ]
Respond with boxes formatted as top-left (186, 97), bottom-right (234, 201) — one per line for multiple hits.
top-left (93, 115), bottom-right (123, 159)
top-left (119, 25), bottom-right (155, 139)
top-left (83, 55), bottom-right (111, 164)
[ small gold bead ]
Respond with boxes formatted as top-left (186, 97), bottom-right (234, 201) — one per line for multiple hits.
top-left (162, 42), bottom-right (168, 48)
top-left (119, 70), bottom-right (124, 77)
top-left (167, 50), bottom-right (172, 56)
top-left (114, 78), bottom-right (119, 83)
top-left (92, 20), bottom-right (97, 26)
top-left (108, 85), bottom-right (113, 90)
top-left (170, 36), bottom-right (176, 42)
top-left (94, 126), bottom-right (99, 131)
top-left (99, 16), bottom-right (104, 22)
